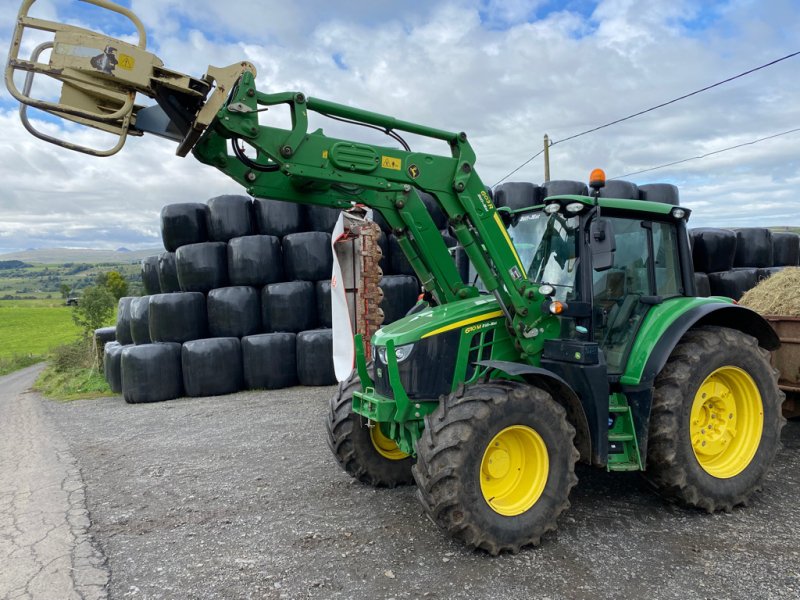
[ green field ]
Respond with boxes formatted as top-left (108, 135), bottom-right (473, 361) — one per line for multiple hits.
top-left (0, 299), bottom-right (86, 358)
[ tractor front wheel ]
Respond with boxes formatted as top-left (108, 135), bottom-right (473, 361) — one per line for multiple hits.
top-left (413, 381), bottom-right (579, 554)
top-left (646, 326), bottom-right (785, 511)
top-left (326, 368), bottom-right (414, 487)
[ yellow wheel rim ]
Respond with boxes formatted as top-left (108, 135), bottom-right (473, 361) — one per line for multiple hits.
top-left (690, 366), bottom-right (764, 479)
top-left (370, 424), bottom-right (409, 461)
top-left (480, 425), bottom-right (549, 516)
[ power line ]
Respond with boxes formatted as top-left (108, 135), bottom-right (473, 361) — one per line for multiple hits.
top-left (610, 127), bottom-right (800, 179)
top-left (493, 50), bottom-right (800, 186)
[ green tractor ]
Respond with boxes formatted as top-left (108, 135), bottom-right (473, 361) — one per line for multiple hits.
top-left (7, 0), bottom-right (785, 554)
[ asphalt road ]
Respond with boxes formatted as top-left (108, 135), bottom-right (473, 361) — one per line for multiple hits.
top-left (1, 366), bottom-right (799, 599)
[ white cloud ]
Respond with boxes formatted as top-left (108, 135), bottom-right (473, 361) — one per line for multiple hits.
top-left (0, 0), bottom-right (799, 251)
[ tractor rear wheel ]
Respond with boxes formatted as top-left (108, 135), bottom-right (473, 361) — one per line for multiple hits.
top-left (646, 326), bottom-right (785, 511)
top-left (413, 381), bottom-right (578, 554)
top-left (326, 368), bottom-right (414, 487)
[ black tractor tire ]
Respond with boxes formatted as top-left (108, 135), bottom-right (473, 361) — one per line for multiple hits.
top-left (646, 326), bottom-right (785, 512)
top-left (326, 368), bottom-right (415, 488)
top-left (413, 381), bottom-right (579, 554)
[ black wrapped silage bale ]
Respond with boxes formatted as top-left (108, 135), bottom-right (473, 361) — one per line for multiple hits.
top-left (157, 252), bottom-right (181, 293)
top-left (296, 329), bottom-right (336, 386)
top-left (181, 337), bottom-right (242, 397)
top-left (690, 228), bottom-right (737, 274)
top-left (639, 183), bottom-right (680, 205)
top-left (494, 182), bottom-right (542, 211)
top-left (160, 203), bottom-right (209, 252)
top-left (542, 180), bottom-right (588, 198)
top-left (379, 275), bottom-right (420, 324)
top-left (757, 266), bottom-right (784, 281)
top-left (316, 280), bottom-right (332, 329)
top-left (253, 198), bottom-right (305, 237)
top-left (389, 234), bottom-right (416, 276)
top-left (207, 286), bottom-right (261, 338)
top-left (694, 272), bottom-right (711, 297)
top-left (282, 232), bottom-right (332, 281)
top-left (261, 281), bottom-right (316, 333)
top-left (206, 194), bottom-right (254, 242)
top-left (598, 180), bottom-right (639, 200)
top-left (227, 235), bottom-right (283, 286)
top-left (121, 342), bottom-right (183, 403)
top-left (772, 232), bottom-right (800, 266)
top-left (417, 190), bottom-right (447, 230)
top-left (103, 342), bottom-right (124, 394)
top-left (708, 269), bottom-right (759, 300)
top-left (733, 228), bottom-right (773, 268)
top-left (94, 326), bottom-right (116, 346)
top-left (141, 256), bottom-right (161, 295)
top-left (306, 205), bottom-right (341, 233)
top-left (176, 241), bottom-right (228, 293)
top-left (372, 210), bottom-right (391, 234)
top-left (440, 229), bottom-right (469, 283)
top-left (149, 292), bottom-right (207, 343)
top-left (242, 333), bottom-right (298, 390)
top-left (116, 296), bottom-right (134, 346)
top-left (129, 296), bottom-right (152, 345)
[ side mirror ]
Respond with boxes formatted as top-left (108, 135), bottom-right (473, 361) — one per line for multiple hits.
top-left (591, 218), bottom-right (616, 271)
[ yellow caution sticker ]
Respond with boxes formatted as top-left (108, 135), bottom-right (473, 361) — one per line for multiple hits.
top-left (381, 156), bottom-right (401, 170)
top-left (322, 150), bottom-right (329, 159)
top-left (117, 54), bottom-right (135, 70)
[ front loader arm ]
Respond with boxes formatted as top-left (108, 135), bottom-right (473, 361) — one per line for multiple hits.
top-left (5, 0), bottom-right (557, 363)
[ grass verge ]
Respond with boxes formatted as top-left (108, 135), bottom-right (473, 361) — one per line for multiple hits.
top-left (0, 354), bottom-right (44, 377)
top-left (34, 339), bottom-right (112, 401)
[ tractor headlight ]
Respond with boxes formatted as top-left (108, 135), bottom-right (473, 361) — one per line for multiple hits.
top-left (378, 343), bottom-right (415, 364)
top-left (544, 202), bottom-right (560, 214)
top-left (565, 202), bottom-right (584, 214)
top-left (671, 208), bottom-right (686, 219)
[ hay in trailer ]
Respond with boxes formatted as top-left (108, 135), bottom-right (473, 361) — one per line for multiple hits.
top-left (739, 267), bottom-right (800, 316)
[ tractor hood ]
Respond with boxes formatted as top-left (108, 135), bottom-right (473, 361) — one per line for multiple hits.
top-left (373, 296), bottom-right (505, 347)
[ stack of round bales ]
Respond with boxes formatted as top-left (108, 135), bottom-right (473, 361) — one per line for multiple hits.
top-left (106, 195), bottom-right (425, 402)
top-left (690, 227), bottom-right (799, 300)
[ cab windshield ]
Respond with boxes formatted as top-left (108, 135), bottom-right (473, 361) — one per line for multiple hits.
top-left (509, 211), bottom-right (579, 301)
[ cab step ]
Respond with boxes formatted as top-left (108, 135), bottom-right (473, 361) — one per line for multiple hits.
top-left (607, 393), bottom-right (643, 472)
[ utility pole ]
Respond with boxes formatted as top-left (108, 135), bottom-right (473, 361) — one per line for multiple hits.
top-left (543, 134), bottom-right (551, 182)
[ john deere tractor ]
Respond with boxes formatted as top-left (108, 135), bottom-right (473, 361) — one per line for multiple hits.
top-left (7, 0), bottom-right (785, 554)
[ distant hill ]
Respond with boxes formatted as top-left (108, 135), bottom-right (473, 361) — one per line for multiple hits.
top-left (0, 260), bottom-right (33, 270)
top-left (0, 248), bottom-right (163, 264)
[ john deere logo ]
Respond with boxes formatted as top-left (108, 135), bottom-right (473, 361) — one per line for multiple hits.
top-left (407, 164), bottom-right (420, 179)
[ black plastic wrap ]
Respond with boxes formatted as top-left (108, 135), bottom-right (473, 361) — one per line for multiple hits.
top-left (379, 275), bottom-right (420, 324)
top-left (261, 281), bottom-right (316, 333)
top-left (372, 210), bottom-right (391, 233)
top-left (316, 280), bottom-right (332, 329)
top-left (103, 342), bottom-right (123, 393)
top-left (115, 296), bottom-right (134, 346)
top-left (296, 329), bottom-right (336, 386)
top-left (639, 183), bottom-right (680, 205)
top-left (129, 296), bottom-right (152, 345)
top-left (542, 180), bottom-right (588, 197)
top-left (733, 228), bottom-right (773, 268)
top-left (181, 337), bottom-right (242, 397)
top-left (206, 194), bottom-right (254, 242)
top-left (242, 332), bottom-right (298, 390)
top-left (757, 266), bottom-right (784, 281)
top-left (690, 228), bottom-right (737, 274)
top-left (140, 256), bottom-right (161, 295)
top-left (207, 286), bottom-right (261, 338)
top-left (388, 234), bottom-right (416, 276)
top-left (418, 190), bottom-right (447, 230)
top-left (494, 182), bottom-right (542, 210)
top-left (598, 180), bottom-right (639, 200)
top-left (708, 269), bottom-right (758, 300)
top-left (253, 198), bottom-right (305, 237)
top-left (148, 292), bottom-right (208, 343)
top-left (157, 251), bottom-right (181, 293)
top-left (772, 232), bottom-right (800, 266)
top-left (227, 235), bottom-right (283, 286)
top-left (121, 342), bottom-right (183, 403)
top-left (694, 272), bottom-right (711, 297)
top-left (176, 242), bottom-right (228, 293)
top-left (282, 232), bottom-right (332, 281)
top-left (160, 203), bottom-right (209, 252)
top-left (306, 205), bottom-right (341, 233)
top-left (94, 326), bottom-right (116, 347)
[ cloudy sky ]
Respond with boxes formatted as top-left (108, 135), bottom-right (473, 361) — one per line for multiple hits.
top-left (0, 0), bottom-right (798, 253)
